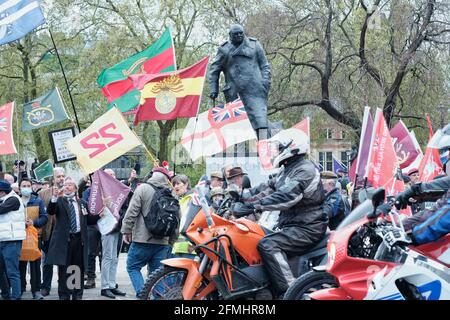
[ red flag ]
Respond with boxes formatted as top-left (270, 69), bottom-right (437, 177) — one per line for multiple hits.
top-left (366, 109), bottom-right (403, 192)
top-left (366, 109), bottom-right (411, 217)
top-left (390, 121), bottom-right (420, 169)
top-left (0, 102), bottom-right (17, 155)
top-left (257, 118), bottom-right (309, 170)
top-left (418, 114), bottom-right (443, 182)
top-left (348, 157), bottom-right (357, 183)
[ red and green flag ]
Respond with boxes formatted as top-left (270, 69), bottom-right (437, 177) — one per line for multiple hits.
top-left (97, 28), bottom-right (176, 113)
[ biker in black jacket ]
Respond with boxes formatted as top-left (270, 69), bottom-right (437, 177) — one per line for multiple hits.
top-left (233, 138), bottom-right (327, 297)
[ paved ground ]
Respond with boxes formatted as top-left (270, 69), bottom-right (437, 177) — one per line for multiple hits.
top-left (20, 254), bottom-right (137, 300)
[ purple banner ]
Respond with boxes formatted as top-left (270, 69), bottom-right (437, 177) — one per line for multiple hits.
top-left (356, 107), bottom-right (374, 180)
top-left (88, 170), bottom-right (131, 218)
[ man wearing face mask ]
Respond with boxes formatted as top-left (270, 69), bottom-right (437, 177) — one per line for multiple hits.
top-left (38, 167), bottom-right (65, 297)
top-left (208, 24), bottom-right (272, 140)
top-left (45, 177), bottom-right (100, 300)
top-left (18, 178), bottom-right (48, 300)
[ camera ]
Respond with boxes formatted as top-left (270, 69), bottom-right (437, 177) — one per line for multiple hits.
top-left (14, 160), bottom-right (25, 166)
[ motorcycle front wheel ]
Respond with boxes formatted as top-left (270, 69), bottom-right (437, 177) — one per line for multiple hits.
top-left (139, 266), bottom-right (215, 300)
top-left (283, 270), bottom-right (338, 300)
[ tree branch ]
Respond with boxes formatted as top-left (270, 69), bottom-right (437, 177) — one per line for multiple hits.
top-left (358, 0), bottom-right (385, 90)
top-left (278, 52), bottom-right (323, 77)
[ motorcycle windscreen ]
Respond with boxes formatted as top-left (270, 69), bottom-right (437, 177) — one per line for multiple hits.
top-left (180, 202), bottom-right (202, 235)
top-left (336, 200), bottom-right (373, 231)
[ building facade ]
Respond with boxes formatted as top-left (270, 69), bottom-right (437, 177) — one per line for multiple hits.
top-left (311, 123), bottom-right (353, 172)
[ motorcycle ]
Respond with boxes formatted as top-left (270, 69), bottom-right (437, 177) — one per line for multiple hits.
top-left (284, 188), bottom-right (450, 300)
top-left (139, 182), bottom-right (328, 300)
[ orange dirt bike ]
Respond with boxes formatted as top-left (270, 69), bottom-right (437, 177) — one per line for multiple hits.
top-left (139, 185), bottom-right (328, 300)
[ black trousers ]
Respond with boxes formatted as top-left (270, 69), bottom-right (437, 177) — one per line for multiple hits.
top-left (86, 226), bottom-right (102, 279)
top-left (41, 240), bottom-right (53, 292)
top-left (57, 233), bottom-right (85, 300)
top-left (257, 223), bottom-right (327, 295)
top-left (20, 236), bottom-right (43, 294)
top-left (19, 258), bottom-right (42, 294)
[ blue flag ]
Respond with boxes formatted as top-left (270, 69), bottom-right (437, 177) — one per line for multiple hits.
top-left (0, 0), bottom-right (46, 46)
top-left (333, 156), bottom-right (347, 174)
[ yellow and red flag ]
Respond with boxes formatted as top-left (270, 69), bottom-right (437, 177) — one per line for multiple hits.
top-left (131, 56), bottom-right (209, 123)
top-left (65, 107), bottom-right (141, 174)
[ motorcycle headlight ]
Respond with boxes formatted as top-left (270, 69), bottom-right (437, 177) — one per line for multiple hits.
top-left (235, 223), bottom-right (250, 232)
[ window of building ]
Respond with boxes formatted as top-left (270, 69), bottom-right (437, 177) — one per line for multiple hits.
top-left (319, 151), bottom-right (333, 171)
top-left (326, 128), bottom-right (333, 139)
top-left (341, 151), bottom-right (349, 168)
top-left (342, 130), bottom-right (347, 139)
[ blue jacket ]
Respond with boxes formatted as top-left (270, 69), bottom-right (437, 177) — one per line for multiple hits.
top-left (24, 195), bottom-right (48, 228)
top-left (412, 193), bottom-right (450, 245)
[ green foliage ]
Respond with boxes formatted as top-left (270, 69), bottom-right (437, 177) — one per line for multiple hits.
top-left (0, 0), bottom-right (448, 169)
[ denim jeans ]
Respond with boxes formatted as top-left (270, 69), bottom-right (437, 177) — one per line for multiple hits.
top-left (0, 255), bottom-right (10, 299)
top-left (126, 242), bottom-right (172, 296)
top-left (0, 241), bottom-right (23, 300)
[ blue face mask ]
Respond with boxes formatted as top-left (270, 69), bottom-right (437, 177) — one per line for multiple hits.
top-left (20, 187), bottom-right (32, 197)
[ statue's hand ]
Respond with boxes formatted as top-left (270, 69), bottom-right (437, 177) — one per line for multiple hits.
top-left (209, 91), bottom-right (218, 99)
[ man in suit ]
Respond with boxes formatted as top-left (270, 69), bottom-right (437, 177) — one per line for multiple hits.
top-left (46, 177), bottom-right (100, 300)
top-left (38, 167), bottom-right (65, 297)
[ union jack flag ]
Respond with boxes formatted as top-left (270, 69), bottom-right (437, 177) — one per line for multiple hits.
top-left (191, 175), bottom-right (210, 206)
top-left (209, 99), bottom-right (246, 124)
top-left (0, 117), bottom-right (7, 132)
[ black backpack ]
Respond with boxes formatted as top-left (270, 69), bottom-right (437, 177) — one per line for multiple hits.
top-left (143, 183), bottom-right (180, 239)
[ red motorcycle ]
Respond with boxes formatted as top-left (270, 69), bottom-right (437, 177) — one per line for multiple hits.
top-left (284, 188), bottom-right (450, 300)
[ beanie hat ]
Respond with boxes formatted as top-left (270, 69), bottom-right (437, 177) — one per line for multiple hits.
top-left (0, 180), bottom-right (12, 193)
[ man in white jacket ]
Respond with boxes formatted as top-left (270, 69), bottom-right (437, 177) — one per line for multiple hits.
top-left (0, 180), bottom-right (25, 300)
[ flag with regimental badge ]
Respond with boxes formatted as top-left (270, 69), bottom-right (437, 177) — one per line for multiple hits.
top-left (22, 87), bottom-right (69, 131)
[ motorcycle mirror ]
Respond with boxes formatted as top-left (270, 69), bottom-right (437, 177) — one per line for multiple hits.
top-left (371, 188), bottom-right (385, 208)
top-left (369, 188), bottom-right (385, 219)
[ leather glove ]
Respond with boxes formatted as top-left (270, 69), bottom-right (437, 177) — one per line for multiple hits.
top-left (375, 203), bottom-right (392, 217)
top-left (382, 226), bottom-right (412, 249)
top-left (209, 91), bottom-right (218, 99)
top-left (230, 202), bottom-right (255, 218)
top-left (395, 184), bottom-right (421, 209)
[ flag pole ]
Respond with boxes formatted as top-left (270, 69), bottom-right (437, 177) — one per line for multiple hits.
top-left (47, 28), bottom-right (81, 133)
top-left (174, 118), bottom-right (177, 174)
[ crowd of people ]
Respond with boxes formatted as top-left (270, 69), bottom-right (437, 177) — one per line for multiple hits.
top-left (1, 130), bottom-right (450, 300)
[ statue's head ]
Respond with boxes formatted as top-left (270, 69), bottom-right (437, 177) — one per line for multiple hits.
top-left (229, 24), bottom-right (245, 46)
